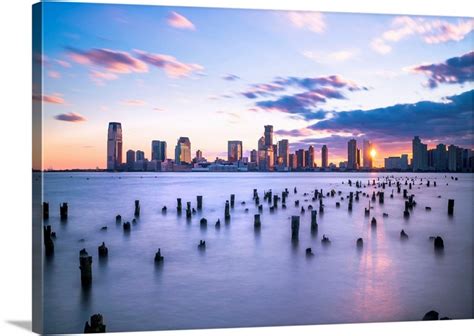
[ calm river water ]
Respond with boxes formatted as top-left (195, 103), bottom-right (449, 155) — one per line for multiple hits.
top-left (39, 172), bottom-right (473, 333)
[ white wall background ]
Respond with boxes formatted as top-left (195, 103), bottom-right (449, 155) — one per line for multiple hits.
top-left (0, 1), bottom-right (472, 335)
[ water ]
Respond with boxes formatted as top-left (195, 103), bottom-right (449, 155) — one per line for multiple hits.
top-left (39, 172), bottom-right (473, 333)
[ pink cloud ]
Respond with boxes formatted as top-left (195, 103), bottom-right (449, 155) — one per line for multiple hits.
top-left (55, 59), bottom-right (71, 68)
top-left (54, 112), bottom-right (86, 123)
top-left (33, 93), bottom-right (65, 104)
top-left (122, 99), bottom-right (147, 106)
top-left (67, 47), bottom-right (148, 74)
top-left (287, 12), bottom-right (326, 33)
top-left (48, 71), bottom-right (61, 79)
top-left (135, 50), bottom-right (204, 78)
top-left (372, 16), bottom-right (474, 54)
top-left (167, 11), bottom-right (195, 30)
top-left (90, 70), bottom-right (119, 85)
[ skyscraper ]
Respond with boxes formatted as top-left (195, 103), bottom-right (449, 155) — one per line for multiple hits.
top-left (175, 137), bottom-right (191, 164)
top-left (412, 136), bottom-right (428, 171)
top-left (362, 139), bottom-right (373, 169)
top-left (228, 140), bottom-right (243, 162)
top-left (321, 145), bottom-right (328, 168)
top-left (250, 149), bottom-right (258, 163)
top-left (107, 122), bottom-right (123, 170)
top-left (126, 149), bottom-right (135, 170)
top-left (136, 150), bottom-right (145, 161)
top-left (264, 125), bottom-right (273, 147)
top-left (347, 139), bottom-right (357, 170)
top-left (151, 140), bottom-right (167, 161)
top-left (278, 139), bottom-right (289, 167)
top-left (448, 145), bottom-right (458, 171)
top-left (434, 144), bottom-right (447, 171)
top-left (296, 149), bottom-right (306, 169)
top-left (307, 145), bottom-right (315, 168)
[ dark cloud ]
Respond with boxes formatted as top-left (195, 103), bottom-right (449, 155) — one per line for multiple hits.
top-left (242, 75), bottom-right (368, 118)
top-left (411, 51), bottom-right (474, 88)
top-left (222, 74), bottom-right (240, 81)
top-left (54, 112), bottom-right (87, 123)
top-left (309, 90), bottom-right (473, 143)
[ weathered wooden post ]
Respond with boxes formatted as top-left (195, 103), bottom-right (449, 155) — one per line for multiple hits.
top-left (254, 214), bottom-right (261, 228)
top-left (123, 221), bottom-right (131, 232)
top-left (273, 195), bottom-right (278, 209)
top-left (98, 242), bottom-right (108, 258)
top-left (43, 202), bottom-right (49, 220)
top-left (196, 196), bottom-right (203, 210)
top-left (177, 198), bottom-right (182, 214)
top-left (291, 216), bottom-right (300, 241)
top-left (115, 214), bottom-right (122, 224)
top-left (186, 202), bottom-right (192, 219)
top-left (403, 189), bottom-right (408, 199)
top-left (448, 199), bottom-right (454, 215)
top-left (311, 210), bottom-right (318, 232)
top-left (200, 218), bottom-right (207, 227)
top-left (134, 200), bottom-right (140, 217)
top-left (434, 181), bottom-right (437, 187)
top-left (84, 314), bottom-right (106, 333)
top-left (434, 236), bottom-right (444, 250)
top-left (253, 189), bottom-right (258, 200)
top-left (319, 198), bottom-right (324, 213)
top-left (225, 200), bottom-right (231, 220)
top-left (378, 192), bottom-right (384, 204)
top-left (400, 230), bottom-right (409, 239)
top-left (230, 194), bottom-right (235, 208)
top-left (43, 225), bottom-right (54, 256)
top-left (282, 192), bottom-right (287, 205)
top-left (404, 201), bottom-right (410, 218)
top-left (371, 217), bottom-right (377, 228)
top-left (79, 248), bottom-right (92, 287)
top-left (198, 240), bottom-right (206, 249)
top-left (356, 238), bottom-right (363, 248)
top-left (154, 248), bottom-right (164, 263)
top-left (60, 202), bottom-right (68, 220)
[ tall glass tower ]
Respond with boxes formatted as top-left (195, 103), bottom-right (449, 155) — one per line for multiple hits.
top-left (107, 122), bottom-right (123, 170)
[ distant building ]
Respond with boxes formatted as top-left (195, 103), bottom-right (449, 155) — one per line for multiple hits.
top-left (126, 149), bottom-right (135, 170)
top-left (433, 144), bottom-right (447, 171)
top-left (228, 140), bottom-right (243, 163)
top-left (107, 122), bottom-right (123, 170)
top-left (448, 145), bottom-right (458, 171)
top-left (264, 125), bottom-right (273, 147)
top-left (384, 154), bottom-right (409, 170)
top-left (296, 149), bottom-right (306, 169)
top-left (151, 140), bottom-right (167, 162)
top-left (289, 153), bottom-right (297, 170)
top-left (347, 139), bottom-right (357, 170)
top-left (321, 145), bottom-right (328, 169)
top-left (136, 150), bottom-right (145, 161)
top-left (278, 139), bottom-right (289, 167)
top-left (250, 149), bottom-right (258, 163)
top-left (307, 145), bottom-right (315, 168)
top-left (362, 139), bottom-right (372, 169)
top-left (195, 149), bottom-right (203, 161)
top-left (412, 136), bottom-right (428, 171)
top-left (175, 137), bottom-right (191, 164)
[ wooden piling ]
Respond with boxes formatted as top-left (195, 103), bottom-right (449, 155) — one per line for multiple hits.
top-left (291, 216), bottom-right (300, 241)
top-left (448, 199), bottom-right (454, 215)
top-left (197, 196), bottom-right (203, 210)
top-left (60, 202), bottom-right (68, 220)
top-left (43, 202), bottom-right (49, 220)
top-left (254, 214), bottom-right (261, 228)
top-left (43, 225), bottom-right (54, 256)
top-left (134, 200), bottom-right (140, 217)
top-left (79, 248), bottom-right (92, 286)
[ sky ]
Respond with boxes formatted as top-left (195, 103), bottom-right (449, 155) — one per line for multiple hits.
top-left (34, 2), bottom-right (474, 169)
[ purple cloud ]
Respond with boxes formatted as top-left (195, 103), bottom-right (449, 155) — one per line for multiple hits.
top-left (410, 51), bottom-right (474, 88)
top-left (222, 74), bottom-right (240, 81)
top-left (54, 112), bottom-right (87, 123)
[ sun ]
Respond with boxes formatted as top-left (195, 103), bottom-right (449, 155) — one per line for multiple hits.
top-left (370, 148), bottom-right (376, 159)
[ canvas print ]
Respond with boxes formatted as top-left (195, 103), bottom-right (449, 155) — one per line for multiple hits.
top-left (32, 1), bottom-right (474, 334)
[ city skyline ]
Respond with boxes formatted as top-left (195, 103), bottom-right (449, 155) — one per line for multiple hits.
top-left (35, 3), bottom-right (474, 170)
